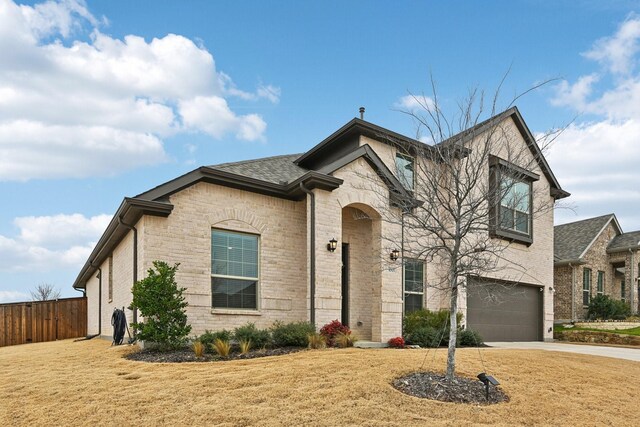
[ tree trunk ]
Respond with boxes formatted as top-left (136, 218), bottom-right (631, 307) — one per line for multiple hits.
top-left (446, 282), bottom-right (459, 380)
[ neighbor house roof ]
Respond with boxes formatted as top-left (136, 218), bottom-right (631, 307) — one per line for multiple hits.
top-left (554, 214), bottom-right (621, 264)
top-left (608, 230), bottom-right (640, 253)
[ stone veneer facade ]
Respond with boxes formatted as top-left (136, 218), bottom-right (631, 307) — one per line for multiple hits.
top-left (86, 114), bottom-right (558, 342)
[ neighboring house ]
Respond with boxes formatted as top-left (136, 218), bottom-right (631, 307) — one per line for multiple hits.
top-left (554, 214), bottom-right (640, 322)
top-left (73, 107), bottom-right (568, 343)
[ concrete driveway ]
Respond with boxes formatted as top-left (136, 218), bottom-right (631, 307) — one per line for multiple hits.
top-left (486, 341), bottom-right (640, 362)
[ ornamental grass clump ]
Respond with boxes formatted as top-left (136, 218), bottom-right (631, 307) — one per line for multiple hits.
top-left (307, 333), bottom-right (326, 349)
top-left (239, 339), bottom-right (252, 355)
top-left (334, 331), bottom-right (358, 348)
top-left (212, 338), bottom-right (231, 358)
top-left (192, 341), bottom-right (205, 358)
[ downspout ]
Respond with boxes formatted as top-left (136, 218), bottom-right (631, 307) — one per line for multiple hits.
top-left (569, 263), bottom-right (575, 322)
top-left (118, 217), bottom-right (138, 334)
top-left (89, 261), bottom-right (102, 337)
top-left (300, 182), bottom-right (316, 326)
top-left (629, 249), bottom-right (636, 315)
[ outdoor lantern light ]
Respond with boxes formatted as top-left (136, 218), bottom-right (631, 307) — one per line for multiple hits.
top-left (390, 249), bottom-right (400, 261)
top-left (477, 372), bottom-right (500, 401)
top-left (327, 238), bottom-right (338, 252)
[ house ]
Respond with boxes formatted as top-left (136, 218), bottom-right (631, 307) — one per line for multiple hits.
top-left (554, 214), bottom-right (640, 322)
top-left (73, 107), bottom-right (568, 343)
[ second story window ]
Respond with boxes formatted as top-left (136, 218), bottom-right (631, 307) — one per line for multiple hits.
top-left (489, 156), bottom-right (538, 245)
top-left (395, 153), bottom-right (414, 191)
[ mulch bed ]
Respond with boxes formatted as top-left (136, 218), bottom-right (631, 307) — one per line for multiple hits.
top-left (392, 371), bottom-right (509, 405)
top-left (125, 347), bottom-right (304, 363)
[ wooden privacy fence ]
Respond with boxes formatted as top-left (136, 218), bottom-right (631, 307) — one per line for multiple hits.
top-left (0, 297), bottom-right (87, 347)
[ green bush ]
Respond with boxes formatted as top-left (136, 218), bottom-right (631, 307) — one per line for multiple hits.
top-left (234, 323), bottom-right (271, 348)
top-left (403, 309), bottom-right (462, 340)
top-left (406, 326), bottom-right (440, 348)
top-left (587, 295), bottom-right (631, 320)
top-left (270, 321), bottom-right (316, 347)
top-left (129, 261), bottom-right (191, 350)
top-left (197, 330), bottom-right (232, 352)
top-left (457, 329), bottom-right (483, 347)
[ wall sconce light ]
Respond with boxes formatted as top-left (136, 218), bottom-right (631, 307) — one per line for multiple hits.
top-left (390, 249), bottom-right (400, 261)
top-left (327, 238), bottom-right (338, 252)
top-left (549, 287), bottom-right (554, 292)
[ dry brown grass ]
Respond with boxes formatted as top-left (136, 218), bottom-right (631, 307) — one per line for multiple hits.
top-left (1, 339), bottom-right (639, 426)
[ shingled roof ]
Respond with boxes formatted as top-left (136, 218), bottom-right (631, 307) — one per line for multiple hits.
top-left (554, 214), bottom-right (620, 263)
top-left (608, 230), bottom-right (640, 253)
top-left (210, 153), bottom-right (307, 185)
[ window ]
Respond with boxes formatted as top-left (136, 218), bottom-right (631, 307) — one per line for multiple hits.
top-left (583, 268), bottom-right (591, 306)
top-left (596, 271), bottom-right (604, 295)
top-left (211, 230), bottom-right (258, 310)
top-left (621, 280), bottom-right (626, 302)
top-left (489, 156), bottom-right (537, 245)
top-left (499, 176), bottom-right (531, 234)
top-left (395, 153), bottom-right (414, 191)
top-left (404, 259), bottom-right (424, 314)
top-left (108, 255), bottom-right (113, 302)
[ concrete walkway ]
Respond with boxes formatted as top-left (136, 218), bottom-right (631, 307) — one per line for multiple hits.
top-left (486, 341), bottom-right (640, 362)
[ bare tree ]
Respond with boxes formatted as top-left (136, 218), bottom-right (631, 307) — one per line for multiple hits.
top-left (30, 283), bottom-right (61, 301)
top-left (358, 77), bottom-right (566, 380)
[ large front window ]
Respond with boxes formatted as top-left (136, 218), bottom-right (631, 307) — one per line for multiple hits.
top-left (395, 153), bottom-right (415, 191)
top-left (211, 230), bottom-right (258, 310)
top-left (499, 176), bottom-right (531, 234)
top-left (404, 259), bottom-right (424, 314)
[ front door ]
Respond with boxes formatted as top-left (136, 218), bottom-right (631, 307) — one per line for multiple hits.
top-left (341, 243), bottom-right (349, 326)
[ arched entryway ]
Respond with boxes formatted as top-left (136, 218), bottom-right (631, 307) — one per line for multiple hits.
top-left (341, 203), bottom-right (382, 341)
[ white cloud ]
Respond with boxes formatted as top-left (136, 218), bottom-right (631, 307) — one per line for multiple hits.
top-left (0, 290), bottom-right (30, 303)
top-left (395, 94), bottom-right (435, 111)
top-left (0, 0), bottom-right (279, 181)
top-left (584, 13), bottom-right (640, 75)
top-left (0, 213), bottom-right (110, 272)
top-left (549, 15), bottom-right (640, 230)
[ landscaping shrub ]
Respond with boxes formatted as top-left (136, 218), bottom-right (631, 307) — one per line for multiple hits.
top-left (388, 337), bottom-right (405, 348)
top-left (319, 320), bottom-right (351, 347)
top-left (406, 326), bottom-right (440, 348)
top-left (588, 295), bottom-right (631, 320)
top-left (197, 329), bottom-right (232, 351)
top-left (129, 261), bottom-right (191, 350)
top-left (403, 309), bottom-right (463, 339)
top-left (234, 323), bottom-right (271, 348)
top-left (270, 321), bottom-right (316, 347)
top-left (307, 332), bottom-right (326, 349)
top-left (457, 329), bottom-right (483, 347)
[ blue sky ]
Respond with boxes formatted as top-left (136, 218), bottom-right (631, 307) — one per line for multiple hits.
top-left (1, 0), bottom-right (640, 301)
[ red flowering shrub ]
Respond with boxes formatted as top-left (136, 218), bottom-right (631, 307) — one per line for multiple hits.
top-left (320, 320), bottom-right (351, 347)
top-left (388, 336), bottom-right (405, 349)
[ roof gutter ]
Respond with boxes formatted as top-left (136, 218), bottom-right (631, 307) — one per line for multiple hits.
top-left (554, 259), bottom-right (585, 267)
top-left (299, 182), bottom-right (316, 326)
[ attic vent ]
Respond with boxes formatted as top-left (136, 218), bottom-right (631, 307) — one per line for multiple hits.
top-left (359, 107), bottom-right (365, 119)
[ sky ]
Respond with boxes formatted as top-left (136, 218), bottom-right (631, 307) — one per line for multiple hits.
top-left (1, 0), bottom-right (640, 302)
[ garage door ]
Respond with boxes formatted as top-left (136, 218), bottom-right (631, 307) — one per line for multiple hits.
top-left (466, 280), bottom-right (543, 342)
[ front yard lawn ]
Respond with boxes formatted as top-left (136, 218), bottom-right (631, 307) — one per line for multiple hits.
top-left (1, 339), bottom-right (640, 425)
